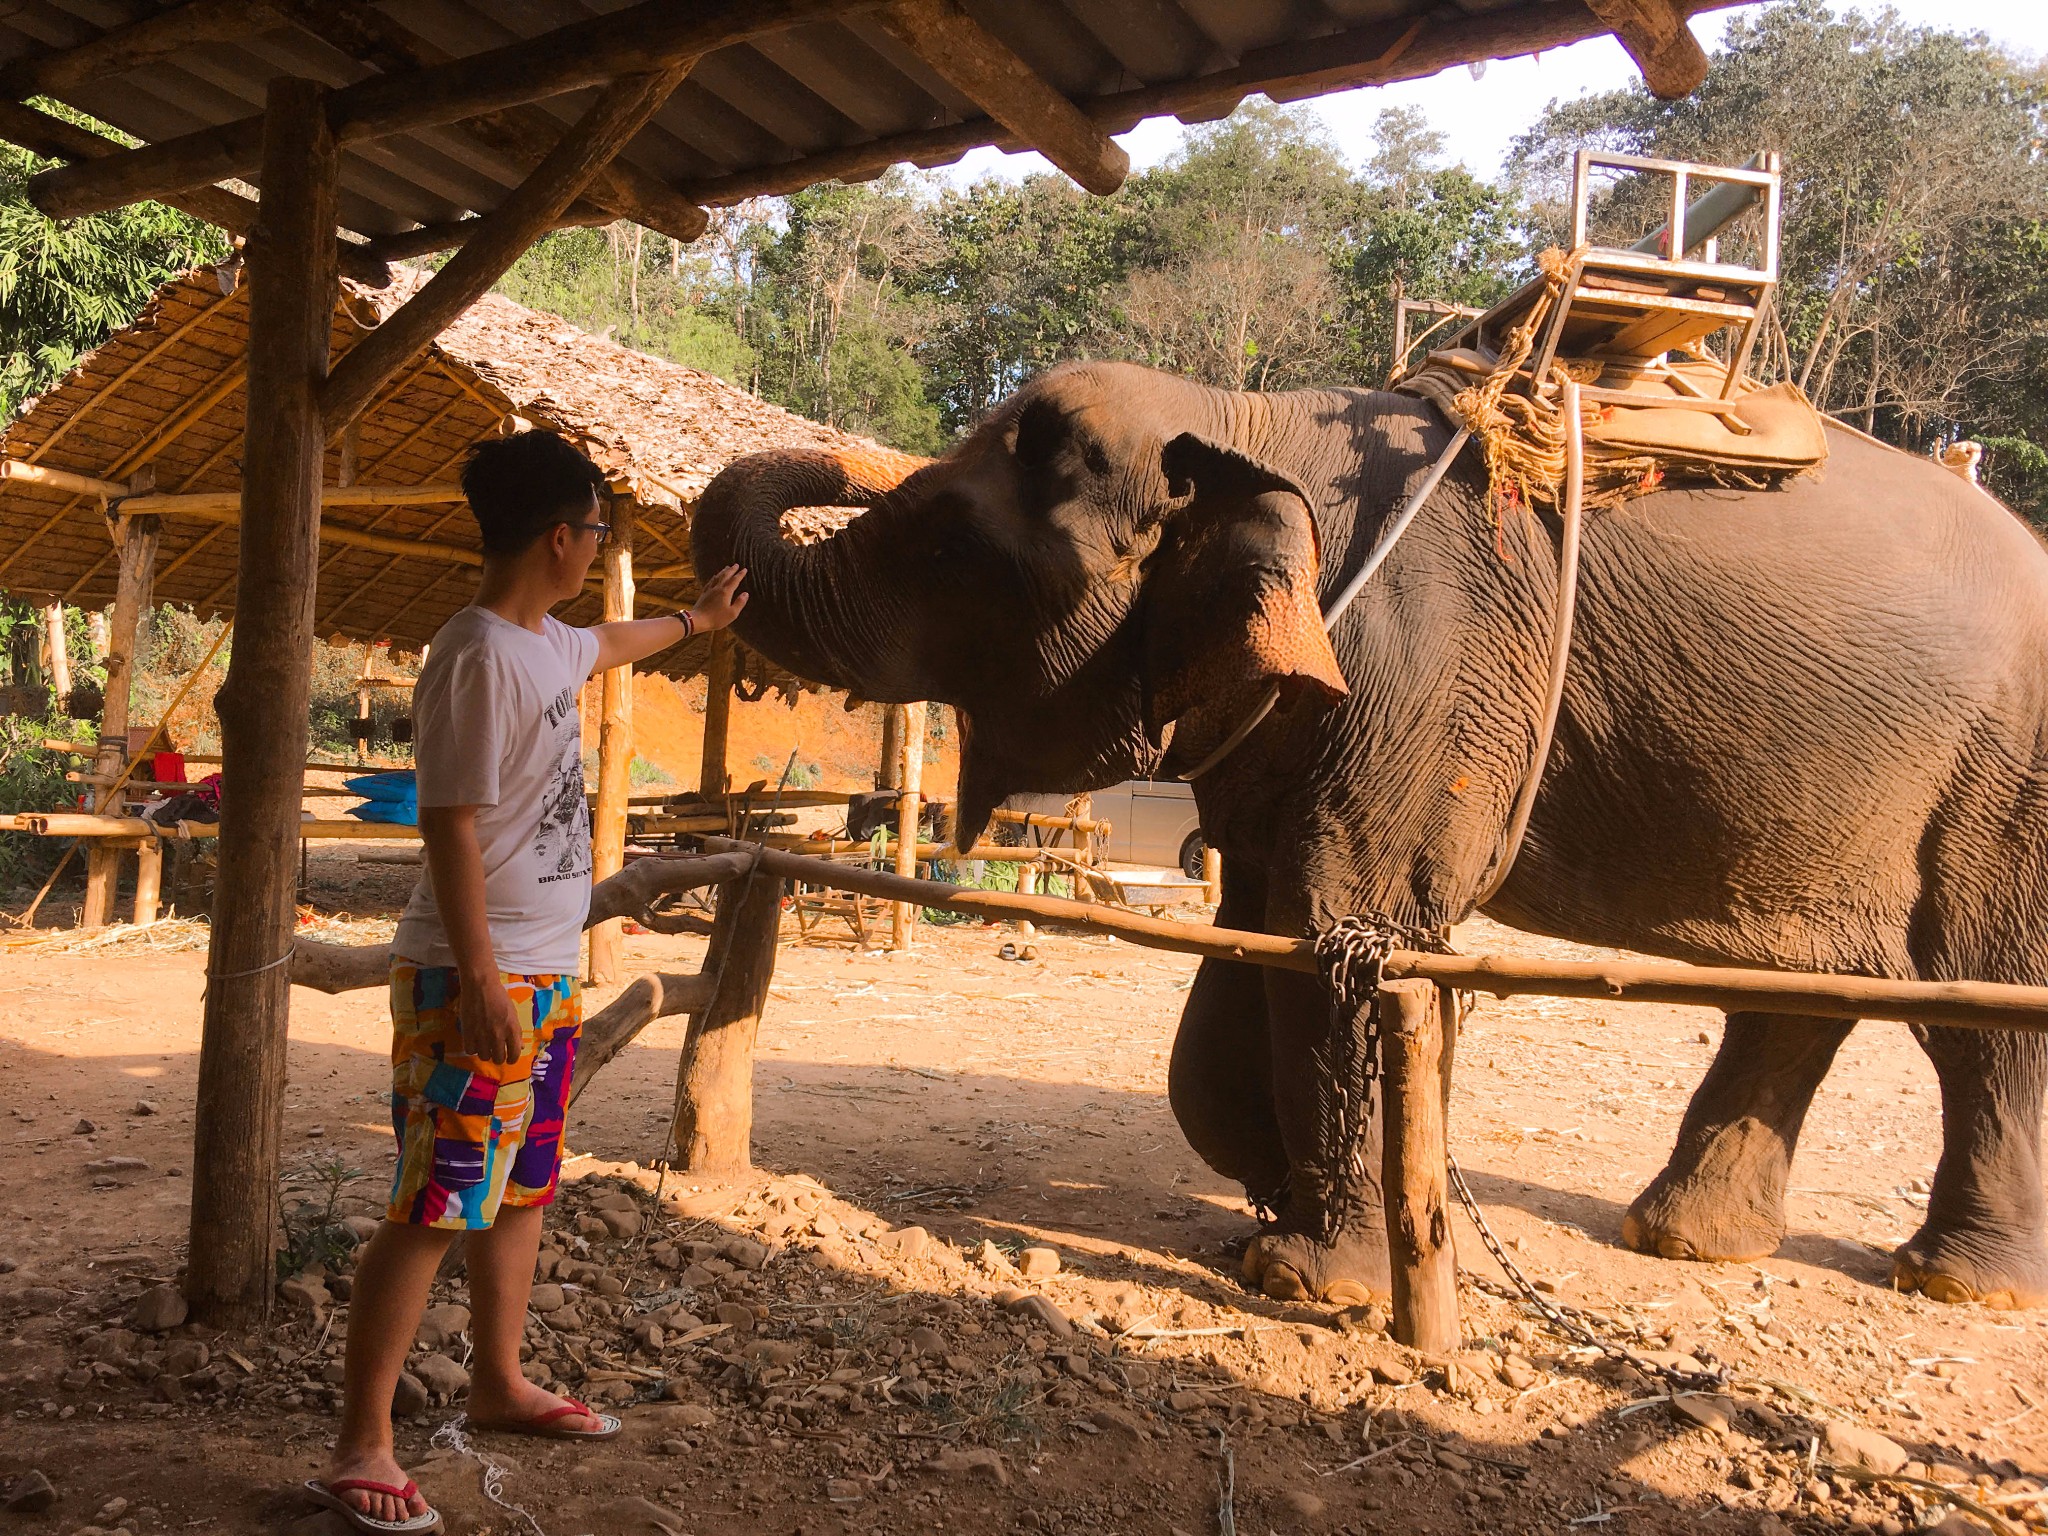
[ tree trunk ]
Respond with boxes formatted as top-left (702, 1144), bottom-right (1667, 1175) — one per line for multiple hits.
top-left (86, 516), bottom-right (160, 928)
top-left (185, 76), bottom-right (337, 1329)
top-left (589, 498), bottom-right (635, 983)
top-left (670, 863), bottom-right (782, 1175)
top-left (877, 703), bottom-right (902, 791)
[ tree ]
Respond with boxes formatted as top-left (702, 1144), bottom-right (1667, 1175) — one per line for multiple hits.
top-left (1, 101), bottom-right (228, 422)
top-left (1508, 1), bottom-right (2048, 518)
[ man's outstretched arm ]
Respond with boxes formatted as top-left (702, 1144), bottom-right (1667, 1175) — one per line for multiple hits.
top-left (591, 563), bottom-right (747, 674)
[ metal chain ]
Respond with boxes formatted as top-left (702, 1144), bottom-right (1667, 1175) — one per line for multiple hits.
top-left (1448, 1146), bottom-right (1727, 1395)
top-left (1317, 913), bottom-right (1725, 1397)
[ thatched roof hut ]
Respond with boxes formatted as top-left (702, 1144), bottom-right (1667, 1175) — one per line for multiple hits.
top-left (0, 262), bottom-right (878, 689)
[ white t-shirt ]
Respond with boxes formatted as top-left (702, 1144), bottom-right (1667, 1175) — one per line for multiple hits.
top-left (394, 607), bottom-right (600, 975)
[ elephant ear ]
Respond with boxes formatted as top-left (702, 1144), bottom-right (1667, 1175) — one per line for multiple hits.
top-left (1141, 433), bottom-right (1349, 740)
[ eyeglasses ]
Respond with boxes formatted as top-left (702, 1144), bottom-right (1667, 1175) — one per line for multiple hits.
top-left (564, 520), bottom-right (612, 545)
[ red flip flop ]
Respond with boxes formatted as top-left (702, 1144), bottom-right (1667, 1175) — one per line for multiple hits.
top-left (470, 1395), bottom-right (623, 1440)
top-left (302, 1477), bottom-right (443, 1534)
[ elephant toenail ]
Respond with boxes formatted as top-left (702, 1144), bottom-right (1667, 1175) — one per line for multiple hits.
top-left (1322, 1279), bottom-right (1374, 1307)
top-left (1655, 1234), bottom-right (1698, 1261)
top-left (1262, 1262), bottom-right (1310, 1301)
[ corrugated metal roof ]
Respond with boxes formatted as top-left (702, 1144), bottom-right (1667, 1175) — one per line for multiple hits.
top-left (0, 0), bottom-right (1747, 245)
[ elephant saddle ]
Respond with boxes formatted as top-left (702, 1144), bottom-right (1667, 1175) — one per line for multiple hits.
top-left (1395, 238), bottom-right (1829, 514)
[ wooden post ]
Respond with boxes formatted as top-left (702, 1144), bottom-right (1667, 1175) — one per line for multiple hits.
top-left (1380, 978), bottom-right (1458, 1354)
top-left (699, 630), bottom-right (734, 797)
top-left (1202, 843), bottom-right (1223, 905)
top-left (86, 514), bottom-right (160, 928)
top-left (86, 610), bottom-right (108, 661)
top-left (877, 704), bottom-right (902, 791)
top-left (132, 839), bottom-right (163, 927)
top-left (589, 498), bottom-right (635, 983)
top-left (43, 602), bottom-right (70, 703)
top-left (892, 703), bottom-right (924, 950)
top-left (185, 77), bottom-right (338, 1328)
top-left (670, 865), bottom-right (782, 1175)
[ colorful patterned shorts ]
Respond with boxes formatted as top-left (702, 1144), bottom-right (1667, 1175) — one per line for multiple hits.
top-left (386, 963), bottom-right (581, 1230)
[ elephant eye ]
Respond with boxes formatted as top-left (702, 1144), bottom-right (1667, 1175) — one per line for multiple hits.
top-left (1010, 396), bottom-right (1066, 471)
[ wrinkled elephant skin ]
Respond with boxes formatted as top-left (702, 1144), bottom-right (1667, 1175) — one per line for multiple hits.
top-left (693, 362), bottom-right (2048, 1311)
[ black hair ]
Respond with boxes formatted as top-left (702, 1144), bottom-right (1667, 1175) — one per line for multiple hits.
top-left (460, 430), bottom-right (609, 557)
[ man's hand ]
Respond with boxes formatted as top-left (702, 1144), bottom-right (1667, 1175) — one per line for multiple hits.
top-left (458, 971), bottom-right (523, 1063)
top-left (690, 564), bottom-right (748, 632)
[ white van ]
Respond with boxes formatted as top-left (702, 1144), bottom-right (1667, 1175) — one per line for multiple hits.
top-left (1000, 779), bottom-right (1205, 877)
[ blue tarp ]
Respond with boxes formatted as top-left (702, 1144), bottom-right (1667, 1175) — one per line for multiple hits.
top-left (344, 770), bottom-right (418, 826)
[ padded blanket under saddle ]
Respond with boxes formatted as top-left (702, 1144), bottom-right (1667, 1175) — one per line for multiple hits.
top-left (1396, 348), bottom-right (1828, 510)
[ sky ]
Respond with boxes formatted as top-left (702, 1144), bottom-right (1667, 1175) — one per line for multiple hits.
top-left (943, 0), bottom-right (2047, 187)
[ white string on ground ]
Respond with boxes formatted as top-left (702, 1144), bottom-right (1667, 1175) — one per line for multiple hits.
top-left (431, 1413), bottom-right (550, 1536)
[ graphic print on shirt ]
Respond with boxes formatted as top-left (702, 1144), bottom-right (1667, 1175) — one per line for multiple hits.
top-left (533, 685), bottom-right (590, 885)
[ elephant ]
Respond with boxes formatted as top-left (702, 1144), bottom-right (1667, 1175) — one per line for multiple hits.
top-left (691, 361), bottom-right (2048, 1311)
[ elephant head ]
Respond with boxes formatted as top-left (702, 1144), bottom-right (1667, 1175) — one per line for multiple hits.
top-left (691, 362), bottom-right (1348, 844)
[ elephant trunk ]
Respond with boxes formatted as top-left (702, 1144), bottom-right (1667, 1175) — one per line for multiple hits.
top-left (690, 444), bottom-right (932, 697)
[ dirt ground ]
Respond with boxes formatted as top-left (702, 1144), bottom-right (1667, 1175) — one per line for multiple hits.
top-left (1, 844), bottom-right (2045, 1536)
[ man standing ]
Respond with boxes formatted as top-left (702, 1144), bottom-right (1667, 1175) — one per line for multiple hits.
top-left (309, 432), bottom-right (747, 1532)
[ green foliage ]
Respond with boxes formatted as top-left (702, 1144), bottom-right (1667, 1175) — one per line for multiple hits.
top-left (1509, 0), bottom-right (2048, 518)
top-left (629, 753), bottom-right (675, 787)
top-left (279, 1157), bottom-right (365, 1280)
top-left (1, 101), bottom-right (228, 421)
top-left (0, 709), bottom-right (77, 889)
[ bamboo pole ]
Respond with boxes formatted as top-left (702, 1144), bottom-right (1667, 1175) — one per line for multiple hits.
top-left (118, 482), bottom-right (467, 515)
top-left (700, 842), bottom-right (2048, 1034)
top-left (187, 77), bottom-right (339, 1329)
top-left (11, 814), bottom-right (420, 840)
top-left (42, 602), bottom-right (70, 706)
top-left (699, 631), bottom-right (735, 796)
top-left (892, 703), bottom-right (924, 950)
top-left (589, 499), bottom-right (636, 984)
top-left (877, 704), bottom-right (903, 791)
top-left (1202, 844), bottom-right (1223, 905)
top-left (1381, 979), bottom-right (1458, 1353)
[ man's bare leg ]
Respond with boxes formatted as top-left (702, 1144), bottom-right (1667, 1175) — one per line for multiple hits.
top-left (463, 1203), bottom-right (602, 1430)
top-left (324, 1221), bottom-right (452, 1523)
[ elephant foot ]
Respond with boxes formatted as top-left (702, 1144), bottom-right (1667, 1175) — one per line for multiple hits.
top-left (1241, 1228), bottom-right (1391, 1307)
top-left (1621, 1167), bottom-right (1785, 1264)
top-left (1891, 1224), bottom-right (2048, 1311)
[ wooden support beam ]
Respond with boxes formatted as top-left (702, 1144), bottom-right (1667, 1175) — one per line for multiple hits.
top-left (589, 500), bottom-right (636, 984)
top-left (0, 0), bottom-right (276, 99)
top-left (0, 460), bottom-right (126, 501)
top-left (0, 100), bottom-right (389, 288)
top-left (1381, 979), bottom-right (1458, 1355)
top-left (699, 631), bottom-right (735, 797)
top-left (268, 0), bottom-right (709, 246)
top-left (96, 512), bottom-right (161, 782)
top-left (672, 860), bottom-right (784, 1176)
top-left (678, 0), bottom-right (1745, 207)
top-left (319, 62), bottom-right (692, 431)
top-left (876, 703), bottom-right (902, 791)
top-left (1202, 844), bottom-right (1222, 906)
top-left (133, 839), bottom-right (164, 927)
top-left (24, 0), bottom-right (859, 222)
top-left (1583, 0), bottom-right (1711, 98)
top-left (359, 210), bottom-right (611, 265)
top-left (121, 482), bottom-right (466, 516)
top-left (892, 702), bottom-right (924, 950)
top-left (873, 0), bottom-right (1127, 195)
top-left (187, 76), bottom-right (338, 1330)
top-left (81, 843), bottom-right (124, 929)
top-left (124, 492), bottom-right (481, 567)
